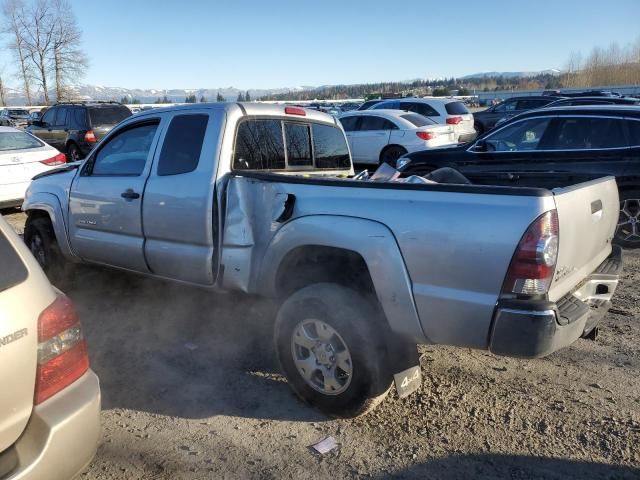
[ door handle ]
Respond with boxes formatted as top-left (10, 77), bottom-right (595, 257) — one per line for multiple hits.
top-left (121, 189), bottom-right (140, 200)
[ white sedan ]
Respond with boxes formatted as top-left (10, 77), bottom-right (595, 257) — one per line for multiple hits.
top-left (0, 127), bottom-right (66, 208)
top-left (339, 110), bottom-right (457, 165)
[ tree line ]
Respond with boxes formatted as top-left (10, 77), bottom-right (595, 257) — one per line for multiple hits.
top-left (2, 0), bottom-right (87, 105)
top-left (260, 37), bottom-right (640, 101)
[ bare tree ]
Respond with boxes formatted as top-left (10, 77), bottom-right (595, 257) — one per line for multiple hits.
top-left (50, 0), bottom-right (86, 101)
top-left (0, 70), bottom-right (7, 105)
top-left (19, 0), bottom-right (56, 104)
top-left (3, 0), bottom-right (32, 104)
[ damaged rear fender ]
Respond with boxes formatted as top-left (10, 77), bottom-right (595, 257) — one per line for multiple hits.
top-left (256, 215), bottom-right (428, 343)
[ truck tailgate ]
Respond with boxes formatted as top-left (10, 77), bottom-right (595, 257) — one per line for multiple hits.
top-left (548, 176), bottom-right (619, 302)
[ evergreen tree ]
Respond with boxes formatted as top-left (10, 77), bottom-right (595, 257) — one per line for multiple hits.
top-left (237, 92), bottom-right (244, 101)
top-left (216, 92), bottom-right (225, 102)
top-left (199, 95), bottom-right (207, 103)
top-left (245, 91), bottom-right (251, 102)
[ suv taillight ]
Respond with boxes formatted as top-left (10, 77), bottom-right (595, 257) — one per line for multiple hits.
top-left (446, 116), bottom-right (463, 125)
top-left (40, 153), bottom-right (67, 166)
top-left (35, 294), bottom-right (89, 405)
top-left (84, 130), bottom-right (96, 143)
top-left (502, 210), bottom-right (559, 296)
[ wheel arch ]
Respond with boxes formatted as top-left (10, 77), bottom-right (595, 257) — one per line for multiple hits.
top-left (22, 192), bottom-right (78, 261)
top-left (256, 215), bottom-right (427, 343)
top-left (379, 144), bottom-right (408, 162)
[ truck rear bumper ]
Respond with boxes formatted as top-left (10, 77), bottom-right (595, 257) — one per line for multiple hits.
top-left (489, 245), bottom-right (623, 358)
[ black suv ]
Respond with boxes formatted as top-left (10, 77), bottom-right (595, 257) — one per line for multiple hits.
top-left (27, 102), bottom-right (132, 160)
top-left (398, 105), bottom-right (640, 248)
top-left (473, 96), bottom-right (563, 134)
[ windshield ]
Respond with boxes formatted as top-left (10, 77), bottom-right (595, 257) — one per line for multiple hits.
top-left (7, 110), bottom-right (29, 116)
top-left (0, 131), bottom-right (43, 151)
top-left (88, 106), bottom-right (132, 126)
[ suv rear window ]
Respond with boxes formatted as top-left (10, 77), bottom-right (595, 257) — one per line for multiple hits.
top-left (0, 228), bottom-right (28, 293)
top-left (400, 113), bottom-right (435, 127)
top-left (444, 102), bottom-right (470, 115)
top-left (88, 106), bottom-right (132, 126)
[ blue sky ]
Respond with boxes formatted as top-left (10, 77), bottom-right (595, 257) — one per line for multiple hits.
top-left (5, 0), bottom-right (640, 90)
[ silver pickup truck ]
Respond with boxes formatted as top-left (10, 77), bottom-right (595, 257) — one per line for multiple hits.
top-left (22, 103), bottom-right (623, 417)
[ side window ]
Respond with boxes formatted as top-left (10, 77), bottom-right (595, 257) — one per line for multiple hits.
top-left (544, 117), bottom-right (626, 150)
top-left (91, 123), bottom-right (158, 176)
top-left (73, 109), bottom-right (87, 128)
top-left (485, 117), bottom-right (552, 152)
top-left (516, 99), bottom-right (548, 110)
top-left (41, 108), bottom-right (56, 125)
top-left (157, 114), bottom-right (209, 176)
top-left (54, 107), bottom-right (68, 127)
top-left (494, 100), bottom-right (517, 113)
top-left (359, 116), bottom-right (391, 131)
top-left (233, 119), bottom-right (285, 170)
top-left (339, 116), bottom-right (359, 132)
top-left (312, 124), bottom-right (350, 169)
top-left (628, 120), bottom-right (640, 146)
top-left (284, 122), bottom-right (312, 167)
top-left (403, 102), bottom-right (439, 117)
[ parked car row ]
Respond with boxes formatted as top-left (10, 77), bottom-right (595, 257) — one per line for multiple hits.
top-left (397, 104), bottom-right (640, 247)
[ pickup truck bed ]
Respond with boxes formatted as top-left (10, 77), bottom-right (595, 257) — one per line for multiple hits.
top-left (21, 102), bottom-right (623, 417)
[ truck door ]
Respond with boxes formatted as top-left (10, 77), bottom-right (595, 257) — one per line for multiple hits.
top-left (68, 118), bottom-right (162, 271)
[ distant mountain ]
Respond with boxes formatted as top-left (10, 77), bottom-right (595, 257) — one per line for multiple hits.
top-left (460, 69), bottom-right (561, 79)
top-left (0, 84), bottom-right (318, 105)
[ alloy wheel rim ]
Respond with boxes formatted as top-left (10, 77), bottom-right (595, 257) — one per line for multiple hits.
top-left (618, 199), bottom-right (640, 243)
top-left (290, 319), bottom-right (353, 395)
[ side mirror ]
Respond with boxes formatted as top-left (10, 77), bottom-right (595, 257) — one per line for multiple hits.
top-left (472, 140), bottom-right (488, 152)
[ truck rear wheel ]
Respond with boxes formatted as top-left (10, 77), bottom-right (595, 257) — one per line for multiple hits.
top-left (274, 283), bottom-right (392, 418)
top-left (615, 190), bottom-right (640, 249)
top-left (24, 215), bottom-right (66, 282)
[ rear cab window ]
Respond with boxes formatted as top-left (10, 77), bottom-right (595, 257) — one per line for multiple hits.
top-left (0, 229), bottom-right (28, 293)
top-left (444, 102), bottom-right (470, 115)
top-left (88, 106), bottom-right (132, 127)
top-left (233, 118), bottom-right (350, 171)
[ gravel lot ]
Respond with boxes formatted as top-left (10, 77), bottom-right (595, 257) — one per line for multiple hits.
top-left (3, 209), bottom-right (639, 479)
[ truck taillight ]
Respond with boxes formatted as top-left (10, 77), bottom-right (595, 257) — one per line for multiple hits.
top-left (284, 106), bottom-right (306, 116)
top-left (84, 130), bottom-right (97, 143)
top-left (446, 116), bottom-right (463, 125)
top-left (416, 131), bottom-right (435, 140)
top-left (40, 153), bottom-right (67, 166)
top-left (502, 210), bottom-right (559, 296)
top-left (35, 294), bottom-right (89, 405)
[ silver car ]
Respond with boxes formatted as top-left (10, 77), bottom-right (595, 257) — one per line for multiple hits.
top-left (0, 216), bottom-right (100, 479)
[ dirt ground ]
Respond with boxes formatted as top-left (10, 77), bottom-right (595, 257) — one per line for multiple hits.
top-left (3, 209), bottom-right (639, 480)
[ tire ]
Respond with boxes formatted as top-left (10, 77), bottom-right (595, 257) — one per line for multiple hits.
top-left (66, 142), bottom-right (84, 162)
top-left (615, 190), bottom-right (640, 249)
top-left (274, 283), bottom-right (393, 418)
top-left (379, 145), bottom-right (407, 166)
top-left (23, 216), bottom-right (66, 282)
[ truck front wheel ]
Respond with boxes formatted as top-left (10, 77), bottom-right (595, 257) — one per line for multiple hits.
top-left (274, 283), bottom-right (392, 417)
top-left (24, 215), bottom-right (66, 282)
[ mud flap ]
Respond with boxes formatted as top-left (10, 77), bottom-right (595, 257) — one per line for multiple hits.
top-left (394, 366), bottom-right (422, 398)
